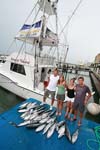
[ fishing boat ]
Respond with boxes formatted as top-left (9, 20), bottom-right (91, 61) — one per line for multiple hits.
top-left (0, 0), bottom-right (65, 104)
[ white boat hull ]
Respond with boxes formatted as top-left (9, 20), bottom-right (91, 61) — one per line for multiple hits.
top-left (0, 73), bottom-right (57, 106)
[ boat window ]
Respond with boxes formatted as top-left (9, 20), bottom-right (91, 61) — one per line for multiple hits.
top-left (10, 63), bottom-right (26, 75)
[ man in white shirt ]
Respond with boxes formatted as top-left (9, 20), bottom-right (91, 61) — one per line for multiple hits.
top-left (41, 68), bottom-right (59, 110)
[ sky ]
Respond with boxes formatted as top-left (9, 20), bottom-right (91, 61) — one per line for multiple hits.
top-left (0, 0), bottom-right (100, 64)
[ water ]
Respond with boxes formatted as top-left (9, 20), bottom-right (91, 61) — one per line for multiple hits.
top-left (0, 86), bottom-right (23, 113)
top-left (0, 71), bottom-right (99, 123)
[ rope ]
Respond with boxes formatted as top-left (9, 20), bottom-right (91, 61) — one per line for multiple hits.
top-left (87, 126), bottom-right (100, 150)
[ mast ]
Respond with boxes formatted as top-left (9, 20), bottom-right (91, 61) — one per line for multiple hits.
top-left (55, 1), bottom-right (59, 64)
top-left (34, 0), bottom-right (46, 89)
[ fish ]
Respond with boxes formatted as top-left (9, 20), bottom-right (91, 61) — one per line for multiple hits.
top-left (37, 109), bottom-right (46, 115)
top-left (71, 129), bottom-right (79, 144)
top-left (30, 120), bottom-right (39, 124)
top-left (65, 125), bottom-right (71, 141)
top-left (56, 120), bottom-right (65, 131)
top-left (41, 113), bottom-right (49, 119)
top-left (29, 112), bottom-right (38, 120)
top-left (44, 109), bottom-right (52, 113)
top-left (35, 124), bottom-right (46, 132)
top-left (58, 124), bottom-right (65, 138)
top-left (18, 120), bottom-right (30, 127)
top-left (43, 122), bottom-right (54, 134)
top-left (26, 123), bottom-right (40, 129)
top-left (29, 109), bottom-right (34, 114)
top-left (34, 115), bottom-right (42, 121)
top-left (18, 109), bottom-right (29, 113)
top-left (26, 102), bottom-right (37, 110)
top-left (34, 106), bottom-right (45, 112)
top-left (58, 125), bottom-right (65, 134)
top-left (20, 111), bottom-right (29, 118)
top-left (58, 132), bottom-right (65, 138)
top-left (29, 109), bottom-right (44, 120)
top-left (19, 102), bottom-right (29, 109)
top-left (49, 110), bottom-right (56, 117)
top-left (35, 105), bottom-right (45, 111)
top-left (23, 113), bottom-right (32, 120)
top-left (47, 123), bottom-right (56, 138)
top-left (39, 116), bottom-right (50, 124)
top-left (47, 116), bottom-right (56, 124)
top-left (26, 102), bottom-right (33, 108)
top-left (41, 110), bottom-right (52, 119)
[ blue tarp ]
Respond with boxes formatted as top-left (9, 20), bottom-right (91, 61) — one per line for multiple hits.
top-left (0, 98), bottom-right (99, 150)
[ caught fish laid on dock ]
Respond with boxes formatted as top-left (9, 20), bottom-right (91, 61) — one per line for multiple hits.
top-left (26, 123), bottom-right (41, 129)
top-left (43, 122), bottom-right (54, 135)
top-left (35, 124), bottom-right (46, 132)
top-left (18, 120), bottom-right (31, 127)
top-left (58, 124), bottom-right (66, 138)
top-left (19, 102), bottom-right (29, 109)
top-left (65, 125), bottom-right (71, 141)
top-left (39, 116), bottom-right (50, 124)
top-left (71, 129), bottom-right (79, 144)
top-left (17, 101), bottom-right (80, 141)
top-left (47, 123), bottom-right (56, 138)
top-left (56, 120), bottom-right (65, 131)
top-left (47, 116), bottom-right (56, 124)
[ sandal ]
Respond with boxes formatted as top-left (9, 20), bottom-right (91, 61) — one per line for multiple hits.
top-left (56, 112), bottom-right (59, 116)
top-left (71, 118), bottom-right (77, 122)
top-left (59, 112), bottom-right (62, 116)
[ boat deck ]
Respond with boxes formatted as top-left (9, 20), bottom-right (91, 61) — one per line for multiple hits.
top-left (0, 98), bottom-right (99, 150)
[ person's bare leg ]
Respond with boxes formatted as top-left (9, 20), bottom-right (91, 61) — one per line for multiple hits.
top-left (71, 109), bottom-right (78, 121)
top-left (74, 110), bottom-right (78, 119)
top-left (43, 96), bottom-right (46, 103)
top-left (68, 102), bottom-right (73, 119)
top-left (49, 98), bottom-right (55, 110)
top-left (56, 100), bottom-right (60, 115)
top-left (51, 98), bottom-right (55, 106)
top-left (78, 112), bottom-right (83, 126)
top-left (59, 101), bottom-right (63, 115)
top-left (65, 102), bottom-right (70, 117)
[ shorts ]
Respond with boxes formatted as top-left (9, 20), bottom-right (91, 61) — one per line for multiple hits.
top-left (56, 94), bottom-right (65, 101)
top-left (44, 89), bottom-right (55, 99)
top-left (73, 100), bottom-right (85, 113)
top-left (44, 81), bottom-right (48, 88)
top-left (65, 96), bottom-right (75, 103)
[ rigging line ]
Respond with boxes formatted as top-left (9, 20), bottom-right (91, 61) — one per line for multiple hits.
top-left (23, 0), bottom-right (39, 25)
top-left (6, 39), bottom-right (16, 54)
top-left (58, 19), bottom-right (67, 41)
top-left (48, 46), bottom-right (53, 55)
top-left (12, 41), bottom-right (25, 67)
top-left (58, 18), bottom-right (68, 43)
top-left (55, 8), bottom-right (59, 62)
top-left (59, 0), bottom-right (84, 37)
top-left (51, 47), bottom-right (56, 57)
